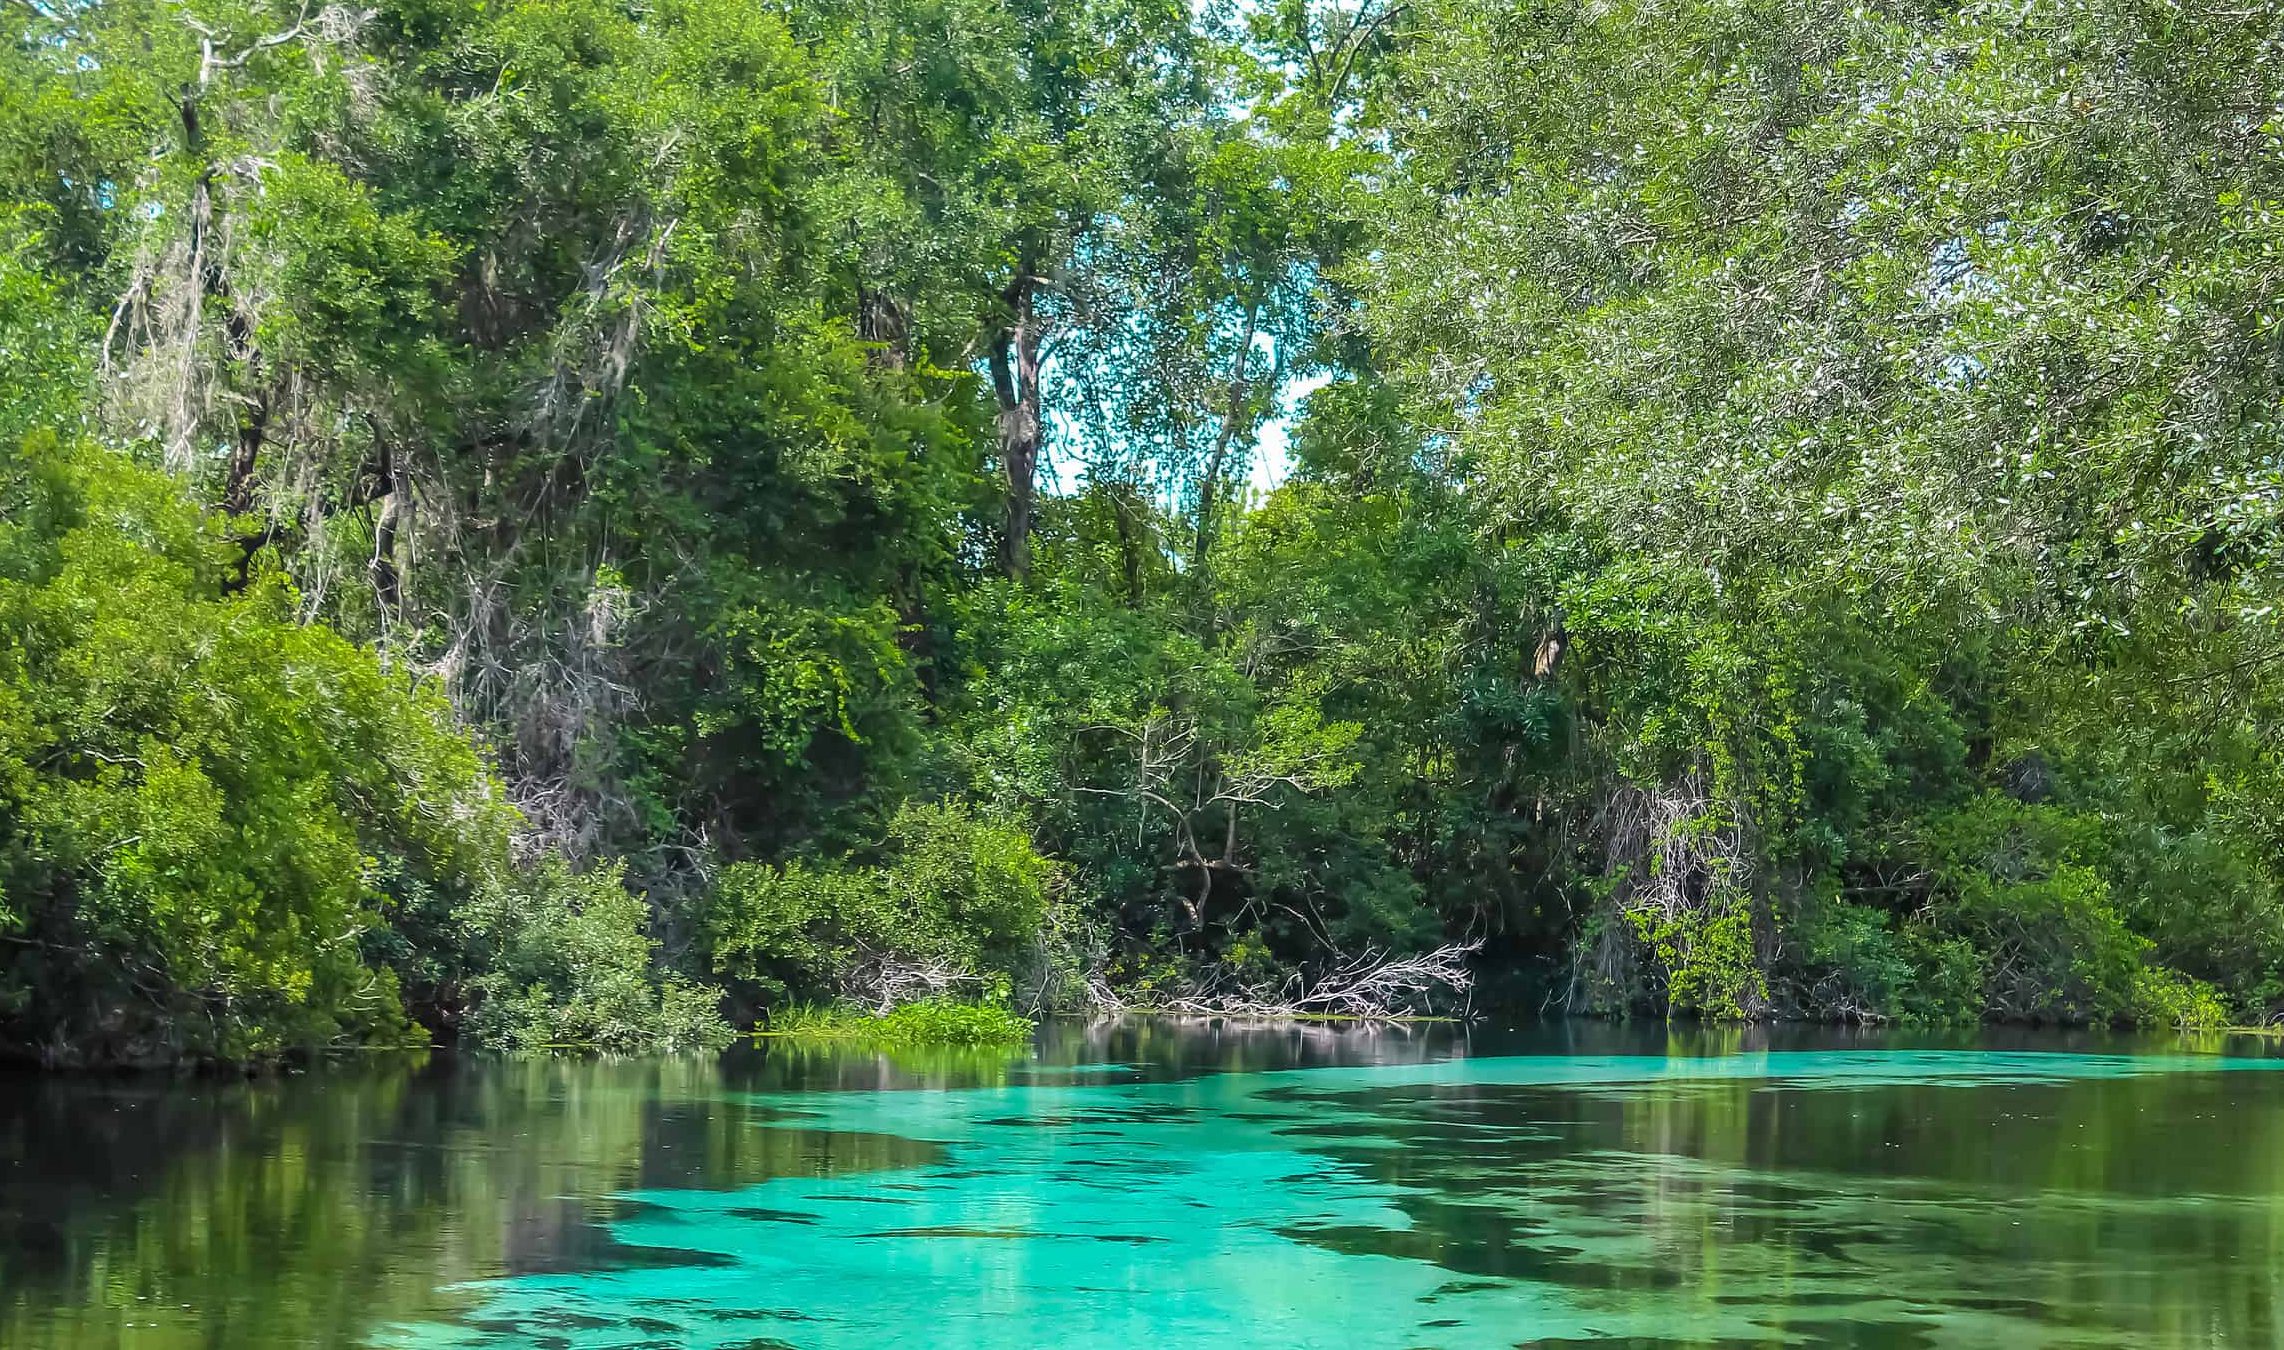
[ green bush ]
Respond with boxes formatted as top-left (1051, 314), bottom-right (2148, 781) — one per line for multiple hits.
top-left (460, 860), bottom-right (732, 1053)
top-left (0, 436), bottom-right (727, 1063)
top-left (0, 436), bottom-right (515, 1064)
top-left (708, 800), bottom-right (1054, 1006)
top-left (1629, 887), bottom-right (1768, 1021)
top-left (761, 996), bottom-right (1034, 1048)
top-left (1924, 799), bottom-right (2230, 1028)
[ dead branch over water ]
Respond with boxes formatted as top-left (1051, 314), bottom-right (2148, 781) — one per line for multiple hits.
top-left (1142, 939), bottom-right (1484, 1021)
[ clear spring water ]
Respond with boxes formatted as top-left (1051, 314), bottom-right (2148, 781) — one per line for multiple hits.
top-left (8, 1022), bottom-right (2284, 1347)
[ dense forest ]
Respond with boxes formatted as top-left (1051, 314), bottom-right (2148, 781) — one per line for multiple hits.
top-left (4, 0), bottom-right (2283, 1064)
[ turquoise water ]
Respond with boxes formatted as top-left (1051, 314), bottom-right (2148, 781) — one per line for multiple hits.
top-left (10, 1023), bottom-right (2284, 1346)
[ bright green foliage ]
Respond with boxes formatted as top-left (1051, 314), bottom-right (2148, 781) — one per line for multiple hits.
top-left (1, 0), bottom-right (2279, 1059)
top-left (0, 435), bottom-right (512, 1063)
top-left (761, 996), bottom-right (1034, 1048)
top-left (1913, 799), bottom-right (2231, 1029)
top-left (710, 802), bottom-right (1055, 1007)
top-left (460, 860), bottom-right (732, 1053)
top-left (1357, 0), bottom-right (2284, 1025)
top-left (0, 228), bottom-right (87, 448)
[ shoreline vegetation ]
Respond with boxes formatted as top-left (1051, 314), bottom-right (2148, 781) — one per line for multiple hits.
top-left (7, 0), bottom-right (2284, 1068)
top-left (755, 998), bottom-right (1039, 1050)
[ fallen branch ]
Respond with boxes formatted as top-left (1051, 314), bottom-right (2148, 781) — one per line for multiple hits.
top-left (836, 949), bottom-right (985, 1016)
top-left (1158, 939), bottom-right (1482, 1021)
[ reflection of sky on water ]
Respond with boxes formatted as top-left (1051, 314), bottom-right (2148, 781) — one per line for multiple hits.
top-left (378, 1051), bottom-right (2284, 1349)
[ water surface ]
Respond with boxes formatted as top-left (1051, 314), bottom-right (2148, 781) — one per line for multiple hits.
top-left (7, 1022), bottom-right (2284, 1347)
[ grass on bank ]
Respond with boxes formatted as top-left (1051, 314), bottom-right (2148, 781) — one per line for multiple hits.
top-left (753, 997), bottom-right (1035, 1048)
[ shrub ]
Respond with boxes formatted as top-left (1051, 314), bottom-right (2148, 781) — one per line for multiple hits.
top-left (708, 800), bottom-right (1055, 1007)
top-left (0, 436), bottom-right (514, 1064)
top-left (460, 860), bottom-right (732, 1053)
top-left (761, 995), bottom-right (1034, 1048)
top-left (1925, 798), bottom-right (2230, 1028)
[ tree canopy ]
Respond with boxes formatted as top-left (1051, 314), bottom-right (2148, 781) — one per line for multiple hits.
top-left (2, 0), bottom-right (2281, 1062)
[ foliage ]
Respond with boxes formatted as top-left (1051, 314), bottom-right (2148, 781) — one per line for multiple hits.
top-left (459, 860), bottom-right (733, 1053)
top-left (760, 996), bottom-right (1035, 1049)
top-left (1, 0), bottom-right (2280, 1061)
top-left (1357, 0), bottom-right (2284, 1027)
top-left (709, 801), bottom-right (1055, 1010)
top-left (0, 434), bottom-right (512, 1063)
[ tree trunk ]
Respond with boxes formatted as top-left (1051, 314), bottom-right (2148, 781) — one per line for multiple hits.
top-left (217, 289), bottom-right (270, 592)
top-left (857, 282), bottom-right (908, 370)
top-left (988, 270), bottom-right (1042, 580)
top-left (221, 375), bottom-right (266, 517)
top-left (183, 89), bottom-right (276, 582)
top-left (1111, 482), bottom-right (1145, 604)
top-left (1190, 298), bottom-right (1263, 582)
top-left (367, 426), bottom-right (402, 615)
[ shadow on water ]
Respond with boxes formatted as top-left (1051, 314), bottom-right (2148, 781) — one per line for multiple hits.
top-left (2, 1020), bottom-right (2282, 1347)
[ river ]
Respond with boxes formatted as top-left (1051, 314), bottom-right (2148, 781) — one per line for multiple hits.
top-left (5, 1021), bottom-right (2284, 1346)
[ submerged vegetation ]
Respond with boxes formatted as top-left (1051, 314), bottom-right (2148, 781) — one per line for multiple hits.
top-left (2, 0), bottom-right (2283, 1062)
